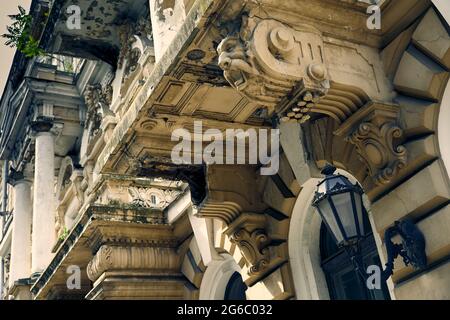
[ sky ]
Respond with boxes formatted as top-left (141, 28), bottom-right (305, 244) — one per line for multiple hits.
top-left (0, 0), bottom-right (31, 95)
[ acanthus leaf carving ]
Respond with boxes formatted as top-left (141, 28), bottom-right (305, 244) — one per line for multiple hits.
top-left (117, 17), bottom-right (154, 82)
top-left (349, 121), bottom-right (407, 185)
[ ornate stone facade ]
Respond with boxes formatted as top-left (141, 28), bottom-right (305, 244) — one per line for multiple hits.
top-left (0, 0), bottom-right (449, 301)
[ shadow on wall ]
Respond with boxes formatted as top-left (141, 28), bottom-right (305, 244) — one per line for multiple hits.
top-left (438, 81), bottom-right (450, 181)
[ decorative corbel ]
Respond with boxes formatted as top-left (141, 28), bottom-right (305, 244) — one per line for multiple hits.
top-left (217, 14), bottom-right (330, 122)
top-left (334, 102), bottom-right (407, 185)
top-left (195, 165), bottom-right (283, 281)
top-left (224, 213), bottom-right (271, 276)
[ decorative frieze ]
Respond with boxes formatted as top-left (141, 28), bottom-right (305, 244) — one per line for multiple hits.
top-left (335, 102), bottom-right (407, 185)
top-left (128, 153), bottom-right (206, 205)
top-left (86, 245), bottom-right (180, 282)
top-left (128, 187), bottom-right (182, 209)
top-left (85, 174), bottom-right (187, 216)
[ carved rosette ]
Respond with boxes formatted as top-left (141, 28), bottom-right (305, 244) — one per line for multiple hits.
top-left (217, 15), bottom-right (329, 122)
top-left (87, 245), bottom-right (180, 282)
top-left (335, 102), bottom-right (407, 185)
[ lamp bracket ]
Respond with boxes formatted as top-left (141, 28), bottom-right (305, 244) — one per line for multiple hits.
top-left (382, 219), bottom-right (427, 281)
top-left (0, 211), bottom-right (9, 217)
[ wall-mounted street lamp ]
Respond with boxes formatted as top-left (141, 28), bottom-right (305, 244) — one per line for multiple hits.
top-left (312, 165), bottom-right (427, 281)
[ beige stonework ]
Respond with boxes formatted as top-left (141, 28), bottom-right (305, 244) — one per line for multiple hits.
top-left (0, 0), bottom-right (449, 301)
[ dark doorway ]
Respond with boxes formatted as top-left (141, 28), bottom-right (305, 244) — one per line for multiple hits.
top-left (224, 272), bottom-right (247, 300)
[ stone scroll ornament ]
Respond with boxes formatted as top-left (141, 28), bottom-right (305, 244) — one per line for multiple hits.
top-left (335, 103), bottom-right (408, 186)
top-left (217, 15), bottom-right (330, 123)
top-left (349, 121), bottom-right (407, 185)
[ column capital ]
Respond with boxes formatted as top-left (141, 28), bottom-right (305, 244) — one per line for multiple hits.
top-left (30, 119), bottom-right (53, 133)
top-left (30, 120), bottom-right (63, 137)
top-left (7, 169), bottom-right (32, 186)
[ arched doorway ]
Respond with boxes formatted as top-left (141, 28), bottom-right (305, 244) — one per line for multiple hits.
top-left (320, 210), bottom-right (390, 300)
top-left (288, 174), bottom-right (393, 300)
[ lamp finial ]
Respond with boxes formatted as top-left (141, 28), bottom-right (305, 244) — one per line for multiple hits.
top-left (321, 164), bottom-right (336, 176)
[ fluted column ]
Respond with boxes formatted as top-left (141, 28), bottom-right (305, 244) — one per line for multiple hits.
top-left (31, 122), bottom-right (56, 276)
top-left (9, 172), bottom-right (32, 286)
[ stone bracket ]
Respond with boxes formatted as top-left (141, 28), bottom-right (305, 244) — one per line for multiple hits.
top-left (217, 15), bottom-right (329, 118)
top-left (334, 102), bottom-right (407, 185)
top-left (224, 213), bottom-right (271, 276)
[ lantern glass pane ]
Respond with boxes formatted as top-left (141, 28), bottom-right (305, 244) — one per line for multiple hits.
top-left (331, 192), bottom-right (357, 240)
top-left (353, 192), bottom-right (366, 236)
top-left (317, 198), bottom-right (344, 244)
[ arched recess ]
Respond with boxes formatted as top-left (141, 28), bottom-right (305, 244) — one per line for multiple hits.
top-left (302, 6), bottom-right (450, 299)
top-left (288, 173), bottom-right (393, 300)
top-left (288, 178), bottom-right (330, 300)
top-left (199, 253), bottom-right (245, 300)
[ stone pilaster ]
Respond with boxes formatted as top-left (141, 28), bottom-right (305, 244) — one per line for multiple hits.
top-left (31, 121), bottom-right (57, 276)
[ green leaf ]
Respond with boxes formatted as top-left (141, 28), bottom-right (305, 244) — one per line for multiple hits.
top-left (3, 6), bottom-right (45, 58)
